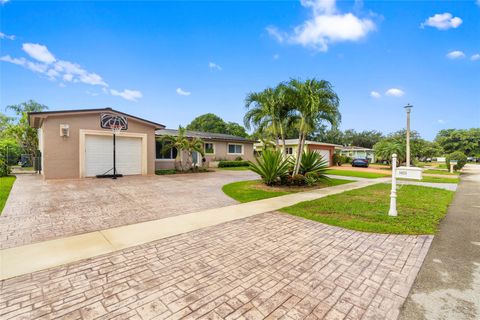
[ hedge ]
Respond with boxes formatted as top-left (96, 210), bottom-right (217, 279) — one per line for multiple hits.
top-left (218, 160), bottom-right (250, 168)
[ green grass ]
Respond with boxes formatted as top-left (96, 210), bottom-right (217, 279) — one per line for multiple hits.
top-left (222, 178), bottom-right (354, 203)
top-left (400, 176), bottom-right (459, 184)
top-left (217, 166), bottom-right (251, 171)
top-left (281, 183), bottom-right (454, 234)
top-left (0, 176), bottom-right (16, 215)
top-left (325, 169), bottom-right (389, 179)
top-left (424, 169), bottom-right (459, 176)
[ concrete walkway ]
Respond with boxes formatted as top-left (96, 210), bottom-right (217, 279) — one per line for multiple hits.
top-left (400, 164), bottom-right (480, 319)
top-left (0, 178), bottom-right (385, 280)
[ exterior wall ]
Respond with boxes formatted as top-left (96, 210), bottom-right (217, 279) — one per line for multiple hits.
top-left (41, 113), bottom-right (156, 179)
top-left (155, 140), bottom-right (255, 170)
top-left (307, 144), bottom-right (335, 166)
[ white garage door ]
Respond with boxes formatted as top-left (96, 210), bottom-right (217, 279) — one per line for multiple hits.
top-left (85, 135), bottom-right (142, 177)
top-left (314, 149), bottom-right (331, 165)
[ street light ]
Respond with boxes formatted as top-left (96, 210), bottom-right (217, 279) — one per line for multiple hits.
top-left (404, 103), bottom-right (413, 167)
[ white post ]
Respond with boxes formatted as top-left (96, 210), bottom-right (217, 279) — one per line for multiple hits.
top-left (389, 153), bottom-right (398, 217)
top-left (406, 108), bottom-right (411, 167)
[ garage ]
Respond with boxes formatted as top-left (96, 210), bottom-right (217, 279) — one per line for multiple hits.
top-left (28, 108), bottom-right (164, 179)
top-left (85, 135), bottom-right (142, 177)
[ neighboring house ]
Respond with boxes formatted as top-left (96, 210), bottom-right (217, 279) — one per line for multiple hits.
top-left (155, 129), bottom-right (256, 170)
top-left (254, 139), bottom-right (339, 166)
top-left (28, 108), bottom-right (164, 179)
top-left (341, 146), bottom-right (376, 163)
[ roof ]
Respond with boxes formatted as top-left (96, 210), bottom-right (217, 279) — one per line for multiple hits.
top-left (341, 146), bottom-right (374, 151)
top-left (255, 139), bottom-right (341, 148)
top-left (28, 107), bottom-right (165, 129)
top-left (156, 129), bottom-right (257, 143)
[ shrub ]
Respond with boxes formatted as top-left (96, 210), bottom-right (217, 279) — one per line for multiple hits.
top-left (343, 156), bottom-right (352, 164)
top-left (0, 158), bottom-right (11, 177)
top-left (249, 149), bottom-right (290, 185)
top-left (446, 151), bottom-right (467, 171)
top-left (332, 153), bottom-right (342, 166)
top-left (155, 169), bottom-right (177, 175)
top-left (288, 174), bottom-right (306, 186)
top-left (299, 151), bottom-right (329, 181)
top-left (304, 173), bottom-right (317, 186)
top-left (218, 160), bottom-right (250, 168)
top-left (234, 156), bottom-right (243, 161)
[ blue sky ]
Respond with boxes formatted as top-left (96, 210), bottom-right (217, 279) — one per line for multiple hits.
top-left (1, 0), bottom-right (479, 140)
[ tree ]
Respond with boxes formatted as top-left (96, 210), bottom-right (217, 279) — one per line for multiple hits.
top-left (225, 122), bottom-right (248, 138)
top-left (435, 128), bottom-right (480, 156)
top-left (245, 85), bottom-right (295, 155)
top-left (285, 79), bottom-right (341, 175)
top-left (159, 126), bottom-right (205, 172)
top-left (186, 113), bottom-right (248, 137)
top-left (373, 140), bottom-right (405, 165)
top-left (5, 100), bottom-right (48, 157)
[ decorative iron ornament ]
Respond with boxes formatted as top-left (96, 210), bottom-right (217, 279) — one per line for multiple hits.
top-left (100, 113), bottom-right (128, 131)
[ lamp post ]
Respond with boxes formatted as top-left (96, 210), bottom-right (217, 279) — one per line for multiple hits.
top-left (404, 104), bottom-right (413, 167)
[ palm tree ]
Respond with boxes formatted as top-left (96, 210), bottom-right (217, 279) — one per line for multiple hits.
top-left (244, 86), bottom-right (294, 156)
top-left (160, 126), bottom-right (205, 171)
top-left (285, 79), bottom-right (341, 175)
top-left (373, 140), bottom-right (405, 166)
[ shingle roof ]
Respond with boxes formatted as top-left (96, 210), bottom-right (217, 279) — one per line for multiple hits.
top-left (156, 129), bottom-right (257, 143)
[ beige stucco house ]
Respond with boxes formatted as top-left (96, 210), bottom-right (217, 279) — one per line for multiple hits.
top-left (155, 129), bottom-right (256, 170)
top-left (28, 108), bottom-right (256, 179)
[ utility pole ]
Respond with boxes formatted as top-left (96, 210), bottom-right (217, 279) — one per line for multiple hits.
top-left (405, 104), bottom-right (413, 167)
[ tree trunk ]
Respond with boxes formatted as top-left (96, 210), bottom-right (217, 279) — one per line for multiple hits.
top-left (279, 126), bottom-right (286, 157)
top-left (293, 121), bottom-right (305, 175)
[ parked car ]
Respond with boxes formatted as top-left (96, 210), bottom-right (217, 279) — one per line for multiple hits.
top-left (352, 158), bottom-right (369, 168)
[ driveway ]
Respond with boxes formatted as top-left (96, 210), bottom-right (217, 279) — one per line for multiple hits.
top-left (0, 170), bottom-right (257, 249)
top-left (1, 212), bottom-right (431, 320)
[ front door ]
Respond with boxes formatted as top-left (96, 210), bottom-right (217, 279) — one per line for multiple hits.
top-left (191, 151), bottom-right (199, 167)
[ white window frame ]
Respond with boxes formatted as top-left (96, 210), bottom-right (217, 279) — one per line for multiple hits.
top-left (155, 140), bottom-right (178, 161)
top-left (227, 143), bottom-right (244, 155)
top-left (204, 142), bottom-right (215, 155)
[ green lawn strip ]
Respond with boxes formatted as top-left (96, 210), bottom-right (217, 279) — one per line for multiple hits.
top-left (0, 176), bottom-right (16, 215)
top-left (217, 166), bottom-right (251, 171)
top-left (281, 183), bottom-right (454, 235)
top-left (325, 169), bottom-right (389, 179)
top-left (222, 178), bottom-right (354, 203)
top-left (400, 176), bottom-right (459, 184)
top-left (424, 169), bottom-right (459, 176)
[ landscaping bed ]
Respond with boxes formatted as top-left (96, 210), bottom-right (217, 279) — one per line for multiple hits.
top-left (0, 176), bottom-right (16, 214)
top-left (222, 178), bottom-right (353, 203)
top-left (155, 168), bottom-right (211, 175)
top-left (281, 183), bottom-right (454, 234)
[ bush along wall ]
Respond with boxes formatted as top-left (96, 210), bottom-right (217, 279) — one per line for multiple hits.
top-left (218, 160), bottom-right (250, 168)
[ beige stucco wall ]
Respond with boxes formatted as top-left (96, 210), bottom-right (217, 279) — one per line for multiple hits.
top-left (155, 140), bottom-right (255, 170)
top-left (41, 113), bottom-right (156, 179)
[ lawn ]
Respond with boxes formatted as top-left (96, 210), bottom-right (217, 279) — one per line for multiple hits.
top-left (217, 166), bottom-right (251, 171)
top-left (424, 169), bottom-right (459, 176)
top-left (222, 178), bottom-right (354, 203)
top-left (0, 176), bottom-right (16, 214)
top-left (281, 183), bottom-right (454, 234)
top-left (325, 169), bottom-right (389, 179)
top-left (401, 176), bottom-right (459, 184)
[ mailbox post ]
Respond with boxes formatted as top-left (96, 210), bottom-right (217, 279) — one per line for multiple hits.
top-left (389, 153), bottom-right (398, 217)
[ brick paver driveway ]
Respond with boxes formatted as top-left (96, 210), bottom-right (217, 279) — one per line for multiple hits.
top-left (1, 212), bottom-right (430, 320)
top-left (0, 170), bottom-right (257, 249)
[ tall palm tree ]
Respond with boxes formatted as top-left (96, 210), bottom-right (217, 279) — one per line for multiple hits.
top-left (285, 79), bottom-right (341, 175)
top-left (244, 86), bottom-right (294, 156)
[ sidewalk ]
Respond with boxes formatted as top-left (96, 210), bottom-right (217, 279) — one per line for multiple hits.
top-left (400, 164), bottom-right (480, 319)
top-left (0, 177), bottom-right (385, 280)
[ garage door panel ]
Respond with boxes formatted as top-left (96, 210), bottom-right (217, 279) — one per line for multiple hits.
top-left (85, 135), bottom-right (142, 177)
top-left (313, 149), bottom-right (331, 165)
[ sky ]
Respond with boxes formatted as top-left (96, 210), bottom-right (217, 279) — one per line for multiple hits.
top-left (1, 0), bottom-right (479, 141)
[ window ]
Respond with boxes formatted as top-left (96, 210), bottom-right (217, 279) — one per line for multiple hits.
top-left (228, 144), bottom-right (243, 154)
top-left (204, 143), bottom-right (215, 154)
top-left (156, 140), bottom-right (178, 159)
top-left (286, 147), bottom-right (293, 155)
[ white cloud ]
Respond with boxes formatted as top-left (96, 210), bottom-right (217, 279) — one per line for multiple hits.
top-left (471, 54), bottom-right (480, 61)
top-left (267, 0), bottom-right (376, 52)
top-left (421, 13), bottom-right (462, 30)
top-left (0, 32), bottom-right (15, 40)
top-left (22, 43), bottom-right (56, 64)
top-left (208, 62), bottom-right (222, 71)
top-left (110, 89), bottom-right (143, 102)
top-left (385, 88), bottom-right (405, 97)
top-left (437, 119), bottom-right (446, 124)
top-left (1, 42), bottom-right (141, 101)
top-left (370, 91), bottom-right (381, 98)
top-left (0, 0), bottom-right (10, 4)
top-left (176, 88), bottom-right (191, 96)
top-left (446, 50), bottom-right (465, 59)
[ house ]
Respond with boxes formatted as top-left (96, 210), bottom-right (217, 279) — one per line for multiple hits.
top-left (28, 108), bottom-right (257, 179)
top-left (340, 146), bottom-right (375, 163)
top-left (155, 129), bottom-right (256, 170)
top-left (254, 139), bottom-right (339, 166)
